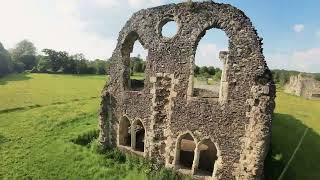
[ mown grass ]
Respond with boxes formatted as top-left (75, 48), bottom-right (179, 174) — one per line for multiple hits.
top-left (0, 73), bottom-right (320, 179)
top-left (265, 87), bottom-right (320, 180)
top-left (0, 73), bottom-right (183, 180)
top-left (0, 73), bottom-right (107, 111)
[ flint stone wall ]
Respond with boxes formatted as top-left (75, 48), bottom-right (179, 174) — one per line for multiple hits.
top-left (284, 74), bottom-right (320, 99)
top-left (98, 2), bottom-right (275, 179)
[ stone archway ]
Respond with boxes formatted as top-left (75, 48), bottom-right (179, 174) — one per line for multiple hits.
top-left (195, 139), bottom-right (218, 176)
top-left (175, 133), bottom-right (196, 170)
top-left (119, 117), bottom-right (131, 147)
top-left (132, 120), bottom-right (145, 152)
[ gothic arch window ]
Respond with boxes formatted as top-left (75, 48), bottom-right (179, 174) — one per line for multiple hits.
top-left (121, 31), bottom-right (148, 91)
top-left (195, 139), bottom-right (218, 177)
top-left (132, 120), bottom-right (145, 152)
top-left (190, 27), bottom-right (229, 102)
top-left (119, 116), bottom-right (131, 147)
top-left (175, 133), bottom-right (196, 170)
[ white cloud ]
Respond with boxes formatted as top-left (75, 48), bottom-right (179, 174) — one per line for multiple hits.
top-left (293, 24), bottom-right (304, 33)
top-left (195, 43), bottom-right (227, 68)
top-left (293, 48), bottom-right (320, 61)
top-left (0, 0), bottom-right (116, 60)
top-left (266, 48), bottom-right (320, 73)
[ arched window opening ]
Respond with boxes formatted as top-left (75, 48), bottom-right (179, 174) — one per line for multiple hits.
top-left (130, 40), bottom-right (147, 91)
top-left (121, 32), bottom-right (148, 91)
top-left (193, 28), bottom-right (229, 101)
top-left (119, 117), bottom-right (131, 147)
top-left (177, 133), bottom-right (196, 170)
top-left (197, 139), bottom-right (218, 176)
top-left (133, 120), bottom-right (145, 152)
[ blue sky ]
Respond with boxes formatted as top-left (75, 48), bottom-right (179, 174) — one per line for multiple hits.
top-left (0, 0), bottom-right (319, 72)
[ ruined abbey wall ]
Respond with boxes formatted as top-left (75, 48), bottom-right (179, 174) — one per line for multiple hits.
top-left (285, 74), bottom-right (320, 99)
top-left (98, 2), bottom-right (275, 179)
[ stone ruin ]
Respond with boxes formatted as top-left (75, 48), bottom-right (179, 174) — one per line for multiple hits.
top-left (98, 1), bottom-right (275, 179)
top-left (285, 73), bottom-right (320, 99)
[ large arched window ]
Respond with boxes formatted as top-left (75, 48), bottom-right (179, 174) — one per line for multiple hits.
top-left (191, 28), bottom-right (229, 102)
top-left (119, 117), bottom-right (131, 147)
top-left (121, 32), bottom-right (148, 91)
top-left (175, 133), bottom-right (196, 170)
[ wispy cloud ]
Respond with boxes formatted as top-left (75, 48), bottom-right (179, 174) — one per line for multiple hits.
top-left (128, 0), bottom-right (164, 9)
top-left (293, 48), bottom-right (320, 61)
top-left (267, 47), bottom-right (320, 73)
top-left (316, 30), bottom-right (320, 38)
top-left (293, 24), bottom-right (305, 33)
top-left (195, 43), bottom-right (227, 68)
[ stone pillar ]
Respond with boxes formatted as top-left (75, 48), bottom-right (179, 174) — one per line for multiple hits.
top-left (191, 145), bottom-right (200, 175)
top-left (219, 51), bottom-right (229, 103)
top-left (131, 122), bottom-right (136, 149)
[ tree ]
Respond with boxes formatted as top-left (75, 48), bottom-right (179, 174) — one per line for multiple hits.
top-left (199, 66), bottom-right (209, 77)
top-left (17, 55), bottom-right (37, 70)
top-left (130, 56), bottom-right (145, 73)
top-left (76, 59), bottom-right (88, 74)
top-left (37, 56), bottom-right (51, 73)
top-left (194, 65), bottom-right (200, 75)
top-left (94, 59), bottom-right (107, 75)
top-left (10, 40), bottom-right (37, 70)
top-left (207, 66), bottom-right (216, 75)
top-left (213, 68), bottom-right (222, 81)
top-left (42, 49), bottom-right (69, 72)
top-left (0, 42), bottom-right (13, 77)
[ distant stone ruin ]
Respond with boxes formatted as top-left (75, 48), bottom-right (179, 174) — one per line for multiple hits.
top-left (98, 2), bottom-right (275, 179)
top-left (285, 73), bottom-right (320, 99)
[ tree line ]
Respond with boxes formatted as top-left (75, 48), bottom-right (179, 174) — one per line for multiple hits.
top-left (194, 65), bottom-right (222, 81)
top-left (1, 40), bottom-right (319, 83)
top-left (0, 40), bottom-right (111, 77)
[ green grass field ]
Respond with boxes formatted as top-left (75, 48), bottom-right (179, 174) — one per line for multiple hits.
top-left (0, 73), bottom-right (319, 179)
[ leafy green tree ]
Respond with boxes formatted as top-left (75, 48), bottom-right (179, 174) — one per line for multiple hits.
top-left (10, 40), bottom-right (37, 70)
top-left (13, 61), bottom-right (25, 73)
top-left (213, 69), bottom-right (222, 81)
top-left (37, 56), bottom-right (51, 73)
top-left (94, 59), bottom-right (108, 75)
top-left (76, 60), bottom-right (88, 74)
top-left (194, 65), bottom-right (200, 75)
top-left (199, 66), bottom-right (210, 77)
top-left (0, 42), bottom-right (13, 77)
top-left (130, 56), bottom-right (145, 74)
top-left (207, 66), bottom-right (216, 75)
top-left (17, 55), bottom-right (37, 70)
top-left (42, 49), bottom-right (69, 72)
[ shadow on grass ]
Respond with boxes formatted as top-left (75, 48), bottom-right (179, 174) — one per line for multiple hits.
top-left (0, 73), bottom-right (32, 85)
top-left (0, 134), bottom-right (8, 144)
top-left (265, 113), bottom-right (320, 180)
top-left (0, 97), bottom-right (99, 114)
top-left (71, 129), bottom-right (99, 146)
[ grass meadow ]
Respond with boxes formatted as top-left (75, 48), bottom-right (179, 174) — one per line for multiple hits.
top-left (0, 73), bottom-right (319, 179)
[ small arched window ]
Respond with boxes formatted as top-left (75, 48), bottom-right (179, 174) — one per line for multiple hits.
top-left (132, 120), bottom-right (145, 152)
top-left (119, 117), bottom-right (131, 147)
top-left (175, 133), bottom-right (196, 170)
top-left (196, 139), bottom-right (218, 176)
